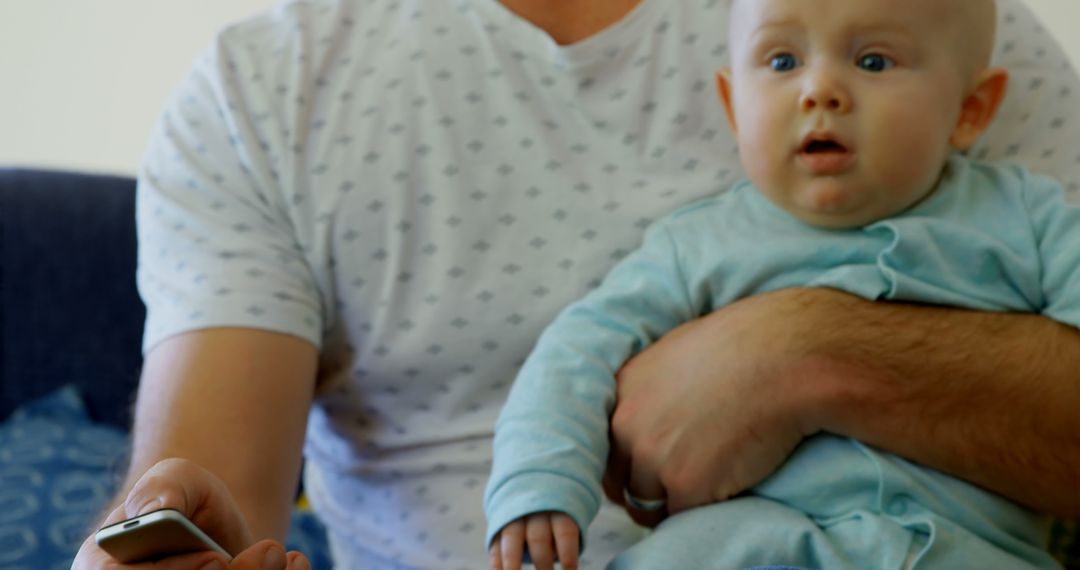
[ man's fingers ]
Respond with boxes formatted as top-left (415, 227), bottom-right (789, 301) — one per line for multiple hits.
top-left (99, 504), bottom-right (130, 527)
top-left (489, 538), bottom-right (504, 570)
top-left (228, 539), bottom-right (288, 569)
top-left (122, 458), bottom-right (203, 518)
top-left (551, 513), bottom-right (580, 570)
top-left (287, 551), bottom-right (312, 570)
top-left (124, 551), bottom-right (228, 570)
top-left (525, 515), bottom-right (555, 570)
top-left (499, 521), bottom-right (525, 570)
top-left (120, 458), bottom-right (254, 556)
top-left (602, 438), bottom-right (631, 506)
top-left (626, 462), bottom-right (665, 505)
top-left (625, 462), bottom-right (668, 528)
top-left (667, 480), bottom-right (715, 515)
top-left (610, 421), bottom-right (670, 526)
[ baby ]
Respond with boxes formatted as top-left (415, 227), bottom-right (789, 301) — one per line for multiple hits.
top-left (486, 0), bottom-right (1075, 568)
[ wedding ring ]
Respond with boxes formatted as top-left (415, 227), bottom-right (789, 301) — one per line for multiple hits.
top-left (623, 488), bottom-right (667, 512)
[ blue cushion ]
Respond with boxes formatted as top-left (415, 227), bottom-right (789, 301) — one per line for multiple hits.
top-left (0, 386), bottom-right (331, 569)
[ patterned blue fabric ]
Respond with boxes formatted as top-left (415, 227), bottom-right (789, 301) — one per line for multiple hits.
top-left (0, 386), bottom-right (331, 569)
top-left (0, 387), bottom-right (128, 570)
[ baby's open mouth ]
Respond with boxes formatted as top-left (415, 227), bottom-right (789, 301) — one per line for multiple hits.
top-left (803, 139), bottom-right (848, 154)
top-left (798, 133), bottom-right (854, 174)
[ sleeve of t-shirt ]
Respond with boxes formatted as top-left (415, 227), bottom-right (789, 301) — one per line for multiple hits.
top-left (483, 220), bottom-right (697, 552)
top-left (136, 28), bottom-right (325, 355)
top-left (1022, 172), bottom-right (1080, 328)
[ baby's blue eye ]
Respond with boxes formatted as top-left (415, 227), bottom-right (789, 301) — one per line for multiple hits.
top-left (857, 53), bottom-right (895, 72)
top-left (770, 53), bottom-right (799, 72)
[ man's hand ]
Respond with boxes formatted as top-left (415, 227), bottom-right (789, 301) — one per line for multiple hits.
top-left (489, 512), bottom-right (580, 570)
top-left (603, 289), bottom-right (823, 524)
top-left (604, 287), bottom-right (1080, 520)
top-left (72, 458), bottom-right (311, 570)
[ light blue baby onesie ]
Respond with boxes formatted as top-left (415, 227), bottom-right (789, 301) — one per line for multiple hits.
top-left (485, 154), bottom-right (1076, 569)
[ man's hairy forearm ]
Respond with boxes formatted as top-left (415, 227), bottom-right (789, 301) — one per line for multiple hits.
top-left (798, 290), bottom-right (1080, 518)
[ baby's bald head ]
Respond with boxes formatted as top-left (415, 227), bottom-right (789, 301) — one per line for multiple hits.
top-left (951, 0), bottom-right (998, 82)
top-left (727, 0), bottom-right (999, 85)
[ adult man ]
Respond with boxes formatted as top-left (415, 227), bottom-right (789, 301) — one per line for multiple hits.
top-left (75, 0), bottom-right (1080, 568)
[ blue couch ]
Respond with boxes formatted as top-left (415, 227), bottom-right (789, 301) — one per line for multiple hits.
top-left (1, 169), bottom-right (143, 428)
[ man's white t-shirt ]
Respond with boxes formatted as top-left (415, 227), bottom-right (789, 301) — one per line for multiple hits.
top-left (136, 0), bottom-right (1080, 567)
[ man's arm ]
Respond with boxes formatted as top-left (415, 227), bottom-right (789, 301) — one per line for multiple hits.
top-left (74, 328), bottom-right (318, 568)
top-left (93, 329), bottom-right (318, 542)
top-left (809, 291), bottom-right (1080, 517)
top-left (607, 288), bottom-right (1080, 520)
top-left (124, 327), bottom-right (319, 540)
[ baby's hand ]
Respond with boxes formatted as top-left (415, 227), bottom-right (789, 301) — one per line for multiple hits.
top-left (489, 511), bottom-right (580, 570)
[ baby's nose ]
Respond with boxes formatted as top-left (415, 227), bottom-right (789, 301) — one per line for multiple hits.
top-left (800, 71), bottom-right (852, 113)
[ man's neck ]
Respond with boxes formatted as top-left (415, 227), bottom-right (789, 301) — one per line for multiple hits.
top-left (498, 0), bottom-right (642, 45)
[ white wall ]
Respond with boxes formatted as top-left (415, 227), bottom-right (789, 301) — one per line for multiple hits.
top-left (2, 0), bottom-right (1079, 176)
top-left (0, 0), bottom-right (279, 176)
top-left (1024, 0), bottom-right (1080, 66)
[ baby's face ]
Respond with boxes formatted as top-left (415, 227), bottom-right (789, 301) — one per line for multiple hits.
top-left (720, 0), bottom-right (978, 228)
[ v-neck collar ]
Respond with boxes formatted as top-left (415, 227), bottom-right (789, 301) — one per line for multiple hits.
top-left (465, 0), bottom-right (663, 70)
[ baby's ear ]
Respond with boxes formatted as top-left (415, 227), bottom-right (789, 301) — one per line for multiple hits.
top-left (950, 67), bottom-right (1009, 151)
top-left (715, 67), bottom-right (737, 135)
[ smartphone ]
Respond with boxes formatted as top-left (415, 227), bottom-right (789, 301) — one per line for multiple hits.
top-left (95, 508), bottom-right (233, 563)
